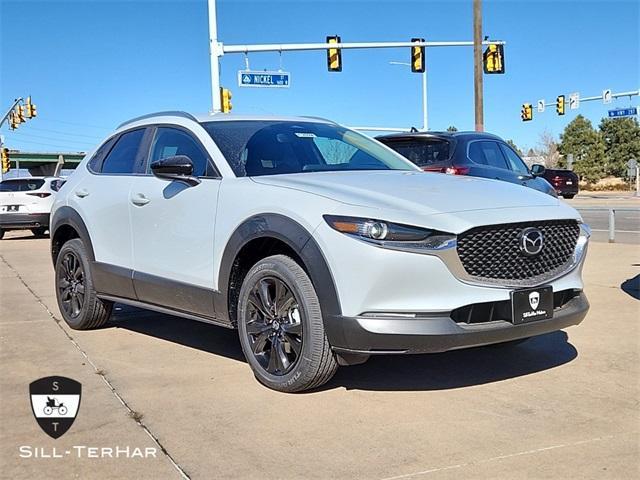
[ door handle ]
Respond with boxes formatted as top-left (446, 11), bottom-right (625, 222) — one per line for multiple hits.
top-left (75, 189), bottom-right (89, 198)
top-left (131, 193), bottom-right (150, 206)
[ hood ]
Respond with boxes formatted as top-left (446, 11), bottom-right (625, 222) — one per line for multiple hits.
top-left (250, 170), bottom-right (560, 216)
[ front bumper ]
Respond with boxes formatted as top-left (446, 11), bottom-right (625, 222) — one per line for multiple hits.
top-left (327, 291), bottom-right (589, 355)
top-left (0, 212), bottom-right (50, 229)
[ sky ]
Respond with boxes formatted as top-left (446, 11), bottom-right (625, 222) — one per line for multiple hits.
top-left (1, 0), bottom-right (638, 155)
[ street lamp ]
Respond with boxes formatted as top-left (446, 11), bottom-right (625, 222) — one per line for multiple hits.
top-left (389, 60), bottom-right (428, 131)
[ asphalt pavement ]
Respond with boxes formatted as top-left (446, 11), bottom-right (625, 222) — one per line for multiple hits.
top-left (564, 192), bottom-right (639, 244)
top-left (1, 231), bottom-right (638, 479)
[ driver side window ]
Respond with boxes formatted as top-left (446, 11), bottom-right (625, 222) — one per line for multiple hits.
top-left (148, 128), bottom-right (211, 177)
top-left (499, 144), bottom-right (530, 175)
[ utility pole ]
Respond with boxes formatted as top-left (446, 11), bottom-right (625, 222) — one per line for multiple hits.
top-left (473, 0), bottom-right (484, 131)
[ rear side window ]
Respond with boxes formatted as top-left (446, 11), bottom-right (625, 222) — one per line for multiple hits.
top-left (88, 136), bottom-right (117, 172)
top-left (468, 141), bottom-right (508, 170)
top-left (148, 127), bottom-right (211, 177)
top-left (383, 139), bottom-right (451, 167)
top-left (0, 179), bottom-right (45, 191)
top-left (50, 179), bottom-right (66, 192)
top-left (101, 129), bottom-right (145, 174)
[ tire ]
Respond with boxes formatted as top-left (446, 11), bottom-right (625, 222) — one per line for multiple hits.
top-left (0, 228), bottom-right (4, 240)
top-left (563, 194), bottom-right (575, 199)
top-left (58, 405), bottom-right (68, 415)
top-left (55, 238), bottom-right (113, 329)
top-left (237, 255), bottom-right (338, 392)
top-left (31, 227), bottom-right (48, 237)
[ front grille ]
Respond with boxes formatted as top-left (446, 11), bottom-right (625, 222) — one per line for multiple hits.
top-left (457, 220), bottom-right (580, 282)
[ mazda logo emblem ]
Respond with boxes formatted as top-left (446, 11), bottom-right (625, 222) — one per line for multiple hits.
top-left (520, 227), bottom-right (544, 256)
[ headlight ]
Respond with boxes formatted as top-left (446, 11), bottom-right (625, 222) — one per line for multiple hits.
top-left (324, 215), bottom-right (456, 252)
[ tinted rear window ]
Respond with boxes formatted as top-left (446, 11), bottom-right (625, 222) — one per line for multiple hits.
top-left (381, 139), bottom-right (451, 167)
top-left (101, 129), bottom-right (145, 174)
top-left (0, 179), bottom-right (45, 192)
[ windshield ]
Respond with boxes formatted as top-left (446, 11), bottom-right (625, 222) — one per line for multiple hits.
top-left (201, 121), bottom-right (416, 177)
top-left (381, 138), bottom-right (451, 167)
top-left (0, 179), bottom-right (45, 192)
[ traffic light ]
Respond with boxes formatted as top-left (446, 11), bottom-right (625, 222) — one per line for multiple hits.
top-left (521, 103), bottom-right (533, 122)
top-left (483, 44), bottom-right (505, 74)
top-left (411, 38), bottom-right (425, 73)
top-left (1, 148), bottom-right (10, 174)
top-left (15, 105), bottom-right (25, 123)
top-left (220, 87), bottom-right (232, 113)
top-left (25, 96), bottom-right (37, 118)
top-left (326, 35), bottom-right (342, 72)
top-left (9, 111), bottom-right (18, 130)
top-left (556, 95), bottom-right (565, 115)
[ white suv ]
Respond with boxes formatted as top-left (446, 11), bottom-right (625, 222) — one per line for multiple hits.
top-left (0, 176), bottom-right (65, 239)
top-left (50, 112), bottom-right (590, 392)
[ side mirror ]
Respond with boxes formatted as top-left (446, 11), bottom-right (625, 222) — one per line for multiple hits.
top-left (150, 155), bottom-right (200, 186)
top-left (531, 164), bottom-right (546, 177)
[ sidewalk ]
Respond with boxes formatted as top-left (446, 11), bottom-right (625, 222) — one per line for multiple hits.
top-left (0, 256), bottom-right (182, 479)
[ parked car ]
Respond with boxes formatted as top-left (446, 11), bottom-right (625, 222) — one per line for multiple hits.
top-left (542, 168), bottom-right (579, 199)
top-left (50, 112), bottom-right (590, 392)
top-left (0, 176), bottom-right (65, 239)
top-left (377, 131), bottom-right (557, 197)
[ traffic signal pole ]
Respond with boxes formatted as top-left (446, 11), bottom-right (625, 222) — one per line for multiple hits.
top-left (207, 0), bottom-right (504, 118)
top-left (0, 98), bottom-right (23, 130)
top-left (389, 61), bottom-right (428, 131)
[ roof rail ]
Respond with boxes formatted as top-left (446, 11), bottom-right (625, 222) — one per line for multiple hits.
top-left (117, 111), bottom-right (198, 129)
top-left (300, 116), bottom-right (337, 124)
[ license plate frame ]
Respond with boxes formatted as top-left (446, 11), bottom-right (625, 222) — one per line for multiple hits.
top-left (1, 205), bottom-right (20, 213)
top-left (511, 286), bottom-right (553, 324)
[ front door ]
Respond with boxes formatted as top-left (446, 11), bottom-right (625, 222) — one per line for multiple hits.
top-left (129, 126), bottom-right (221, 318)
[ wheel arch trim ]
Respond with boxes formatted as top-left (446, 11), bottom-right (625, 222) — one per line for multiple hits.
top-left (50, 206), bottom-right (95, 265)
top-left (214, 213), bottom-right (342, 326)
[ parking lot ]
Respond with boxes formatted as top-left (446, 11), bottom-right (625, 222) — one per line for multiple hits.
top-left (1, 226), bottom-right (639, 479)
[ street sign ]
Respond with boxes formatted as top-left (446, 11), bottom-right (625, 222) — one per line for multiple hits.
top-left (569, 92), bottom-right (580, 110)
top-left (608, 107), bottom-right (638, 118)
top-left (238, 70), bottom-right (291, 88)
top-left (603, 89), bottom-right (612, 104)
top-left (537, 99), bottom-right (545, 113)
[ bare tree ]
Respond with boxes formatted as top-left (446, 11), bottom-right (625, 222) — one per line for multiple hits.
top-left (535, 129), bottom-right (561, 168)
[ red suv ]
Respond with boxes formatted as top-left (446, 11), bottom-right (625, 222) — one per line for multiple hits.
top-left (542, 169), bottom-right (579, 199)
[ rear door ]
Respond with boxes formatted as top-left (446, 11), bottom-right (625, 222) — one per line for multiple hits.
top-left (69, 128), bottom-right (149, 290)
top-left (129, 125), bottom-right (221, 318)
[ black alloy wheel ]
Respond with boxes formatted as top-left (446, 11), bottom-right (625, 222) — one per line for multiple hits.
top-left (57, 251), bottom-right (85, 319)
top-left (54, 238), bottom-right (112, 329)
top-left (246, 276), bottom-right (303, 375)
top-left (237, 255), bottom-right (338, 392)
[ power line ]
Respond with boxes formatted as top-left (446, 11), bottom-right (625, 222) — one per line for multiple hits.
top-left (26, 126), bottom-right (104, 140)
top-left (10, 131), bottom-right (96, 146)
top-left (38, 118), bottom-right (111, 130)
top-left (7, 138), bottom-right (87, 151)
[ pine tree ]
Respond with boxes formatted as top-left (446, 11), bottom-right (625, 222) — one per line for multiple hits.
top-left (598, 117), bottom-right (640, 177)
top-left (558, 115), bottom-right (606, 183)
